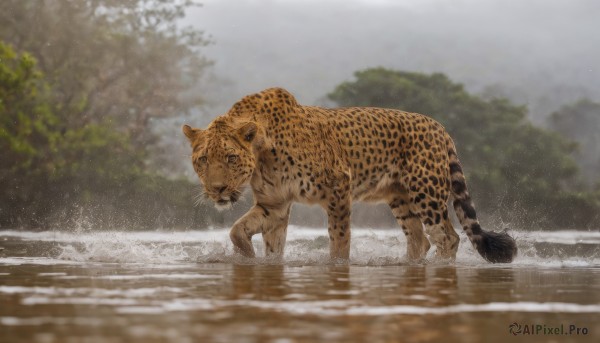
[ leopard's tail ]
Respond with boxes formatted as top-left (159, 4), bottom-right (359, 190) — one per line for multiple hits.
top-left (447, 138), bottom-right (517, 263)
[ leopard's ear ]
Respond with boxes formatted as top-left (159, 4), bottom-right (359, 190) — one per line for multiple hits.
top-left (236, 122), bottom-right (258, 143)
top-left (182, 124), bottom-right (202, 142)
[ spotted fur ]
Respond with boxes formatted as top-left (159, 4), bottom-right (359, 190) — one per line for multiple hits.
top-left (183, 88), bottom-right (517, 262)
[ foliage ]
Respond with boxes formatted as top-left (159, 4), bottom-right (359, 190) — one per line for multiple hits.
top-left (0, 0), bottom-right (210, 147)
top-left (1, 41), bottom-right (57, 226)
top-left (0, 42), bottom-right (141, 227)
top-left (329, 68), bottom-right (597, 228)
top-left (548, 98), bottom-right (600, 185)
top-left (0, 40), bottom-right (210, 229)
top-left (0, 0), bottom-right (216, 229)
top-left (0, 42), bottom-right (55, 173)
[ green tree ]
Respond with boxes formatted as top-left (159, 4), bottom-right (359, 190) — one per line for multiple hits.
top-left (549, 99), bottom-right (600, 185)
top-left (0, 0), bottom-right (217, 229)
top-left (0, 41), bottom-right (215, 229)
top-left (0, 42), bottom-right (56, 174)
top-left (0, 0), bottom-right (210, 147)
top-left (329, 68), bottom-right (597, 228)
top-left (0, 41), bottom-right (138, 227)
top-left (0, 42), bottom-right (67, 226)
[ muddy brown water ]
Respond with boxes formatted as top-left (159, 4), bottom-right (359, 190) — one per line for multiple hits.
top-left (1, 228), bottom-right (599, 342)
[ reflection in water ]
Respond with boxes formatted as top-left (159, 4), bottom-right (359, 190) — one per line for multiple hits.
top-left (327, 265), bottom-right (351, 298)
top-left (468, 267), bottom-right (516, 304)
top-left (429, 266), bottom-right (459, 306)
top-left (232, 264), bottom-right (287, 300)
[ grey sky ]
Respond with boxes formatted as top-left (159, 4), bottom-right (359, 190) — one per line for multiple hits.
top-left (184, 0), bottom-right (599, 124)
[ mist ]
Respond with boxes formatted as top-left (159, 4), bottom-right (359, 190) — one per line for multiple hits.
top-left (185, 0), bottom-right (600, 122)
top-left (170, 0), bottom-right (599, 229)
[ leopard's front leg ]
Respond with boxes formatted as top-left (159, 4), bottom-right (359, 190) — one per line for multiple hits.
top-left (229, 203), bottom-right (291, 258)
top-left (229, 205), bottom-right (265, 257)
top-left (260, 203), bottom-right (291, 257)
top-left (327, 209), bottom-right (351, 259)
top-left (325, 176), bottom-right (352, 260)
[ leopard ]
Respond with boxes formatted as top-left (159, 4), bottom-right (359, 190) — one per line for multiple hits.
top-left (183, 87), bottom-right (517, 263)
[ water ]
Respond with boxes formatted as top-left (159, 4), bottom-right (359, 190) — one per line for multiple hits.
top-left (1, 227), bottom-right (599, 342)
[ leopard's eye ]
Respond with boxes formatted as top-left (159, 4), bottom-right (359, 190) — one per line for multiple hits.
top-left (198, 156), bottom-right (207, 164)
top-left (227, 155), bottom-right (238, 163)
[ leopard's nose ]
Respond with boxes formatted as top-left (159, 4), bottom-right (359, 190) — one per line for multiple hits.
top-left (210, 183), bottom-right (227, 194)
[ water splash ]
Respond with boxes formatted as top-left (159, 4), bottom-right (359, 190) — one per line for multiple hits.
top-left (1, 227), bottom-right (599, 267)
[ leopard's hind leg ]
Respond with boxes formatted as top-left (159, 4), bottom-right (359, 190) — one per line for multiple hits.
top-left (400, 133), bottom-right (459, 260)
top-left (388, 187), bottom-right (431, 261)
top-left (406, 180), bottom-right (459, 261)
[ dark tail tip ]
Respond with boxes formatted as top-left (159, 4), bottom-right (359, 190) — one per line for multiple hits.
top-left (476, 230), bottom-right (518, 263)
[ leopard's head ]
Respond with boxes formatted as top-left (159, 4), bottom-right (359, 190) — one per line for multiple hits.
top-left (182, 117), bottom-right (259, 210)
top-left (183, 87), bottom-right (297, 210)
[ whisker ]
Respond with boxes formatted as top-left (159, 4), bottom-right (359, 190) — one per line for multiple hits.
top-left (192, 184), bottom-right (208, 207)
top-left (238, 186), bottom-right (252, 202)
top-left (192, 192), bottom-right (204, 201)
top-left (234, 190), bottom-right (244, 202)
